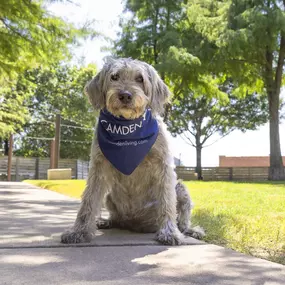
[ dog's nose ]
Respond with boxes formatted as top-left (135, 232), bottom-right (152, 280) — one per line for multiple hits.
top-left (118, 90), bottom-right (132, 104)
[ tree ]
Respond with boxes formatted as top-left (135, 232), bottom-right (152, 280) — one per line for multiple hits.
top-left (9, 64), bottom-right (97, 160)
top-left (0, 85), bottom-right (31, 140)
top-left (0, 0), bottom-right (91, 149)
top-left (186, 0), bottom-right (285, 179)
top-left (168, 86), bottom-right (269, 179)
top-left (115, 0), bottom-right (184, 66)
top-left (0, 75), bottom-right (35, 155)
top-left (0, 0), bottom-right (79, 81)
top-left (114, 0), bottom-right (223, 120)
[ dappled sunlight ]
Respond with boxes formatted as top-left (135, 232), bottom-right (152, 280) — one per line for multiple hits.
top-left (1, 245), bottom-right (284, 285)
top-left (0, 253), bottom-right (66, 266)
top-left (0, 181), bottom-right (285, 284)
top-left (0, 183), bottom-right (79, 247)
top-left (131, 245), bottom-right (285, 281)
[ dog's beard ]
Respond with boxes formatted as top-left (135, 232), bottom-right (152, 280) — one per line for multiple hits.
top-left (106, 90), bottom-right (148, 120)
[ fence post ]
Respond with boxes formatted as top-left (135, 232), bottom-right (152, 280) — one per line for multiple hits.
top-left (54, 114), bottom-right (61, 169)
top-left (248, 167), bottom-right (251, 181)
top-left (50, 139), bottom-right (55, 169)
top-left (15, 157), bottom-right (19, 181)
top-left (82, 160), bottom-right (84, 179)
top-left (229, 167), bottom-right (233, 181)
top-left (75, 160), bottom-right (78, 179)
top-left (35, 157), bottom-right (39, 179)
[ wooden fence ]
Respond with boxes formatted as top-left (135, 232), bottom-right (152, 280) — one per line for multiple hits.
top-left (175, 166), bottom-right (273, 181)
top-left (0, 156), bottom-right (283, 181)
top-left (75, 160), bottom-right (89, 179)
top-left (0, 156), bottom-right (88, 181)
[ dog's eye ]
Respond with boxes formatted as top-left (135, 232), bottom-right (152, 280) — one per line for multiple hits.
top-left (136, 75), bottom-right (143, 83)
top-left (111, 73), bottom-right (119, 81)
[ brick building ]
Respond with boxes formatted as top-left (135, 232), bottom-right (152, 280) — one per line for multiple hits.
top-left (219, 155), bottom-right (285, 167)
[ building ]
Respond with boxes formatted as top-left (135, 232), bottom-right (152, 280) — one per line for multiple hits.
top-left (219, 155), bottom-right (285, 167)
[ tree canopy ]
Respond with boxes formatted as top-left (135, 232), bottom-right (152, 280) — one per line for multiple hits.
top-left (12, 64), bottom-right (97, 159)
top-left (0, 0), bottom-right (80, 81)
top-left (0, 78), bottom-right (32, 139)
top-left (185, 0), bottom-right (285, 179)
top-left (168, 86), bottom-right (269, 179)
top-left (0, 0), bottom-right (90, 140)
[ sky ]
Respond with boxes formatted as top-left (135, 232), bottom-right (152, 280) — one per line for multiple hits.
top-left (48, 0), bottom-right (285, 167)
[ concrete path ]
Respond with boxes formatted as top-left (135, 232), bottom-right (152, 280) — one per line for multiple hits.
top-left (0, 182), bottom-right (284, 285)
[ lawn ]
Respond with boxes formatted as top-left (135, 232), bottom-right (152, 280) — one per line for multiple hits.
top-left (185, 181), bottom-right (285, 265)
top-left (25, 179), bottom-right (285, 264)
top-left (26, 179), bottom-right (86, 199)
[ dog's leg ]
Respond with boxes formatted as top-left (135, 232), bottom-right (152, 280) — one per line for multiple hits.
top-left (155, 166), bottom-right (185, 245)
top-left (176, 181), bottom-right (192, 233)
top-left (97, 193), bottom-right (124, 230)
top-left (183, 226), bottom-right (205, 239)
top-left (96, 194), bottom-right (115, 229)
top-left (176, 181), bottom-right (205, 240)
top-left (61, 158), bottom-right (110, 244)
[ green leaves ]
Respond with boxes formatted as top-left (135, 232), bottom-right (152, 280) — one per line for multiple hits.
top-left (185, 1), bottom-right (285, 178)
top-left (0, 0), bottom-right (80, 82)
top-left (167, 86), bottom-right (269, 147)
top-left (14, 64), bottom-right (97, 159)
top-left (115, 0), bottom-right (186, 65)
top-left (186, 0), bottom-right (229, 45)
top-left (0, 77), bottom-right (34, 138)
top-left (0, 0), bottom-right (96, 140)
top-left (167, 47), bottom-right (201, 67)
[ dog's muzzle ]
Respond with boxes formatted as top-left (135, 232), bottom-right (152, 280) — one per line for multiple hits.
top-left (118, 90), bottom-right (133, 104)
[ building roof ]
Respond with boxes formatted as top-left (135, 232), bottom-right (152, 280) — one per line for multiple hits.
top-left (219, 155), bottom-right (285, 167)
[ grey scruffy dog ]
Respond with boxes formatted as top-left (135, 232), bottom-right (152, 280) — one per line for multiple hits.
top-left (61, 58), bottom-right (205, 245)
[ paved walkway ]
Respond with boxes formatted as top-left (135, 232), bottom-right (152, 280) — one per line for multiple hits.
top-left (0, 182), bottom-right (284, 285)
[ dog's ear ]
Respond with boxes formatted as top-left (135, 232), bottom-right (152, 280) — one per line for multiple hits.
top-left (145, 64), bottom-right (171, 115)
top-left (84, 71), bottom-right (105, 110)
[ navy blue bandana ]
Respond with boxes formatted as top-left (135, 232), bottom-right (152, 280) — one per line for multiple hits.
top-left (97, 109), bottom-right (159, 175)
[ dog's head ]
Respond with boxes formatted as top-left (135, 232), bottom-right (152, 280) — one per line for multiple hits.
top-left (85, 58), bottom-right (170, 119)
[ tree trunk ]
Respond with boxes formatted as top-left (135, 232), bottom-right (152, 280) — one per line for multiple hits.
top-left (163, 103), bottom-right (171, 122)
top-left (265, 32), bottom-right (285, 180)
top-left (153, 6), bottom-right (159, 65)
top-left (4, 139), bottom-right (9, 156)
top-left (264, 40), bottom-right (285, 180)
top-left (268, 90), bottom-right (285, 180)
top-left (195, 129), bottom-right (203, 180)
top-left (196, 145), bottom-right (203, 180)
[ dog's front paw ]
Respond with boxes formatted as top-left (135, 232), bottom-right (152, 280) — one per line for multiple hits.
top-left (184, 226), bottom-right (205, 240)
top-left (96, 218), bottom-right (113, 229)
top-left (61, 231), bottom-right (94, 244)
top-left (155, 227), bottom-right (184, 245)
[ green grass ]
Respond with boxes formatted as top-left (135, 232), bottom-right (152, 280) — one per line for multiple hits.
top-left (26, 180), bottom-right (86, 199)
top-left (25, 179), bottom-right (285, 264)
top-left (186, 181), bottom-right (285, 265)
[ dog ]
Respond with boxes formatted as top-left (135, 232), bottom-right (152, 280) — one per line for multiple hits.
top-left (61, 58), bottom-right (204, 245)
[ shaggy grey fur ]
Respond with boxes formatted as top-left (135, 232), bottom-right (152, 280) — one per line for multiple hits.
top-left (61, 58), bottom-right (205, 245)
